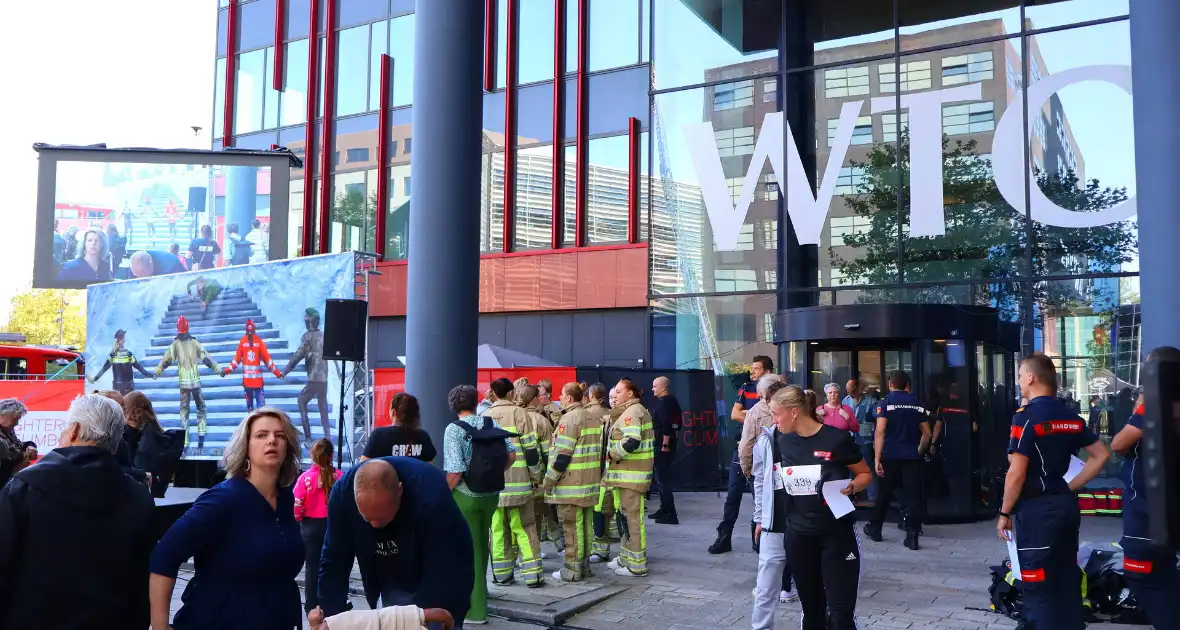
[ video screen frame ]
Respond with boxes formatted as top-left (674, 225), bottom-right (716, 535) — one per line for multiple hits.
top-left (33, 144), bottom-right (298, 289)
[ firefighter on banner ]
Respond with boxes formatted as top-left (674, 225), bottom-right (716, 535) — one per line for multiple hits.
top-left (88, 329), bottom-right (151, 395)
top-left (223, 319), bottom-right (282, 411)
top-left (542, 382), bottom-right (603, 582)
top-left (603, 378), bottom-right (654, 578)
top-left (152, 316), bottom-right (222, 450)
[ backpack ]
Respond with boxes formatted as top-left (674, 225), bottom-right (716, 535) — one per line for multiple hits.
top-left (454, 416), bottom-right (512, 494)
top-left (229, 236), bottom-right (252, 265)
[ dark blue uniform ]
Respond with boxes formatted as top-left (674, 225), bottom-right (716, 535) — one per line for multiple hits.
top-left (868, 391), bottom-right (929, 534)
top-left (1007, 396), bottom-right (1097, 630)
top-left (1119, 406), bottom-right (1178, 629)
top-left (719, 382), bottom-right (760, 537)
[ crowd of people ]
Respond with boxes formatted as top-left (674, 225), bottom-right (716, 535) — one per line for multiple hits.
top-left (0, 348), bottom-right (1175, 629)
top-left (52, 217), bottom-right (268, 284)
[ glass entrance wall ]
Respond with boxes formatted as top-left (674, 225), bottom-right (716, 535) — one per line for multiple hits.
top-left (648, 2), bottom-right (1139, 482)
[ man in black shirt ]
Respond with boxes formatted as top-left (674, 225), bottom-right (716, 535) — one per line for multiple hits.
top-left (188, 225), bottom-right (221, 270)
top-left (648, 376), bottom-right (681, 524)
top-left (864, 370), bottom-right (931, 550)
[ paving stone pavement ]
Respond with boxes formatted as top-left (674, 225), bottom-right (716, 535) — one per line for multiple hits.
top-left (167, 493), bottom-right (1150, 629)
top-left (557, 493), bottom-right (1150, 630)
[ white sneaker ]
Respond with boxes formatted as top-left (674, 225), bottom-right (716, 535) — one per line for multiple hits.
top-left (551, 570), bottom-right (563, 581)
top-left (465, 618), bottom-right (488, 625)
top-left (779, 590), bottom-right (798, 603)
top-left (614, 566), bottom-right (645, 577)
top-left (606, 557), bottom-right (623, 571)
top-left (588, 553), bottom-right (607, 563)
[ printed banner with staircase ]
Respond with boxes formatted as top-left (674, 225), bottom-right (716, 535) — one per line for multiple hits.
top-left (85, 252), bottom-right (358, 461)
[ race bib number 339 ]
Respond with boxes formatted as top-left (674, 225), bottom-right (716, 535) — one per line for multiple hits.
top-left (779, 464), bottom-right (821, 496)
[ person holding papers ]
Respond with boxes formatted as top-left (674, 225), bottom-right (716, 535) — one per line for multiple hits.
top-left (750, 386), bottom-right (872, 630)
top-left (996, 354), bottom-right (1109, 630)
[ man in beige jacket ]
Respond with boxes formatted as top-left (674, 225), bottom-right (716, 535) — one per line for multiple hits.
top-left (738, 375), bottom-right (787, 477)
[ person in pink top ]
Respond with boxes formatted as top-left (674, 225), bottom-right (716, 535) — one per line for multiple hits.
top-left (295, 438), bottom-right (343, 613)
top-left (817, 383), bottom-right (859, 433)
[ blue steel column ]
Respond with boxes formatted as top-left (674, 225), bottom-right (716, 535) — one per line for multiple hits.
top-left (405, 0), bottom-right (485, 447)
top-left (225, 166), bottom-right (258, 246)
top-left (1130, 0), bottom-right (1180, 354)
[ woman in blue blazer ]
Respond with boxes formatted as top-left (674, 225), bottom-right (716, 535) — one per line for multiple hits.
top-left (149, 408), bottom-right (305, 630)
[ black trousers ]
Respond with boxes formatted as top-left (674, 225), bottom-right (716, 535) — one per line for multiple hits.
top-left (300, 517), bottom-right (328, 611)
top-left (788, 523), bottom-right (860, 629)
top-left (870, 459), bottom-right (924, 533)
top-left (653, 448), bottom-right (676, 514)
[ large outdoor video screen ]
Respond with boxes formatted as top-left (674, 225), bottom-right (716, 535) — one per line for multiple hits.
top-left (85, 252), bottom-right (358, 461)
top-left (33, 146), bottom-right (294, 289)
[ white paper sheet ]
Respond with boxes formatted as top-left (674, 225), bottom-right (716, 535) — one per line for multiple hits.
top-left (1005, 532), bottom-right (1022, 580)
top-left (1064, 455), bottom-right (1085, 484)
top-left (822, 480), bottom-right (856, 518)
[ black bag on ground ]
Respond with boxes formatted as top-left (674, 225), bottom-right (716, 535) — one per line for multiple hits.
top-left (454, 416), bottom-right (513, 494)
top-left (988, 563), bottom-right (1022, 619)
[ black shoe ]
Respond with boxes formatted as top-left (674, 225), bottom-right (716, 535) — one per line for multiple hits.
top-left (904, 532), bottom-right (920, 551)
top-left (708, 530), bottom-right (732, 554)
top-left (648, 508), bottom-right (668, 520)
top-left (197, 435), bottom-right (205, 450)
top-left (862, 523), bottom-right (883, 542)
top-left (655, 514), bottom-right (679, 525)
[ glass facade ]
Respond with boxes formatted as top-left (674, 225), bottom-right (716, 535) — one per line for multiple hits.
top-left (217, 1), bottom-right (1140, 442)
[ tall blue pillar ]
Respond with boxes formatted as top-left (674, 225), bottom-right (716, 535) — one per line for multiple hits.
top-left (225, 166), bottom-right (258, 247)
top-left (404, 0), bottom-right (484, 447)
top-left (1130, 0), bottom-right (1180, 354)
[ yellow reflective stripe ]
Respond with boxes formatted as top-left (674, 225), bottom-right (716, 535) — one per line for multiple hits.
top-left (565, 461), bottom-right (598, 471)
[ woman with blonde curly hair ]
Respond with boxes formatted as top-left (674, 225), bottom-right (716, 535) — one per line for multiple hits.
top-left (149, 407), bottom-right (305, 630)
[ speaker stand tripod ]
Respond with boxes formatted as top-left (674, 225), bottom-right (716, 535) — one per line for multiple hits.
top-left (336, 360), bottom-right (349, 468)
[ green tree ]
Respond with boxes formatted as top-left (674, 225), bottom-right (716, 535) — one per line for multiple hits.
top-left (3, 289), bottom-right (87, 348)
top-left (832, 131), bottom-right (1137, 323)
top-left (331, 189), bottom-right (378, 252)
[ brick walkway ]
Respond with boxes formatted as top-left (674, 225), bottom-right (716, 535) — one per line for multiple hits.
top-left (167, 493), bottom-right (1147, 629)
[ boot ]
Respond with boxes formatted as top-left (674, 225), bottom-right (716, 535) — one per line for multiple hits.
top-left (862, 522), bottom-right (883, 542)
top-left (708, 528), bottom-right (732, 554)
top-left (197, 434), bottom-right (205, 451)
top-left (648, 507), bottom-right (668, 520)
top-left (904, 531), bottom-right (920, 551)
top-left (654, 513), bottom-right (678, 525)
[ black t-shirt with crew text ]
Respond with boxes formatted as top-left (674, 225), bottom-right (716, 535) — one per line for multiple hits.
top-left (364, 426), bottom-right (437, 462)
top-left (775, 424), bottom-right (862, 535)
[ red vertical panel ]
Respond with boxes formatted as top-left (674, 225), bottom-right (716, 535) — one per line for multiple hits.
top-left (502, 0), bottom-right (518, 253)
top-left (317, 0), bottom-right (338, 254)
top-left (273, 0), bottom-right (286, 91)
top-left (375, 54), bottom-right (392, 259)
top-left (484, 0), bottom-right (495, 92)
top-left (223, 0), bottom-right (239, 146)
top-left (574, 0), bottom-right (587, 248)
top-left (301, 0), bottom-right (321, 257)
top-left (627, 117), bottom-right (640, 244)
top-left (550, 0), bottom-right (564, 249)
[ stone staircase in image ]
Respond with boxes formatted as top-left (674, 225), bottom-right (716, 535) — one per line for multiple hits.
top-left (134, 286), bottom-right (333, 457)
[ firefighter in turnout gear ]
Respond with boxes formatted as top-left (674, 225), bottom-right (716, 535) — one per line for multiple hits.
top-left (152, 316), bottom-right (221, 449)
top-left (517, 385), bottom-right (558, 547)
top-left (603, 378), bottom-right (654, 577)
top-left (542, 383), bottom-right (603, 582)
top-left (485, 378), bottom-right (545, 587)
top-left (222, 319), bottom-right (282, 411)
top-left (89, 329), bottom-right (151, 395)
top-left (590, 384), bottom-right (624, 563)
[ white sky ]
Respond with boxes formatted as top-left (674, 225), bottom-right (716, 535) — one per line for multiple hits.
top-left (0, 0), bottom-right (215, 314)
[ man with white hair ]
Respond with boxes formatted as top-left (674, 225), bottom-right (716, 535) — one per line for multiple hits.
top-left (0, 394), bottom-right (154, 629)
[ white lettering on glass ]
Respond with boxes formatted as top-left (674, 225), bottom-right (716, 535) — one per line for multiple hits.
top-left (685, 64), bottom-right (1134, 251)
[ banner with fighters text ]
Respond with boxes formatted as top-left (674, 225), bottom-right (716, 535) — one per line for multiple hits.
top-left (0, 380), bottom-right (86, 454)
top-left (576, 367), bottom-right (722, 491)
